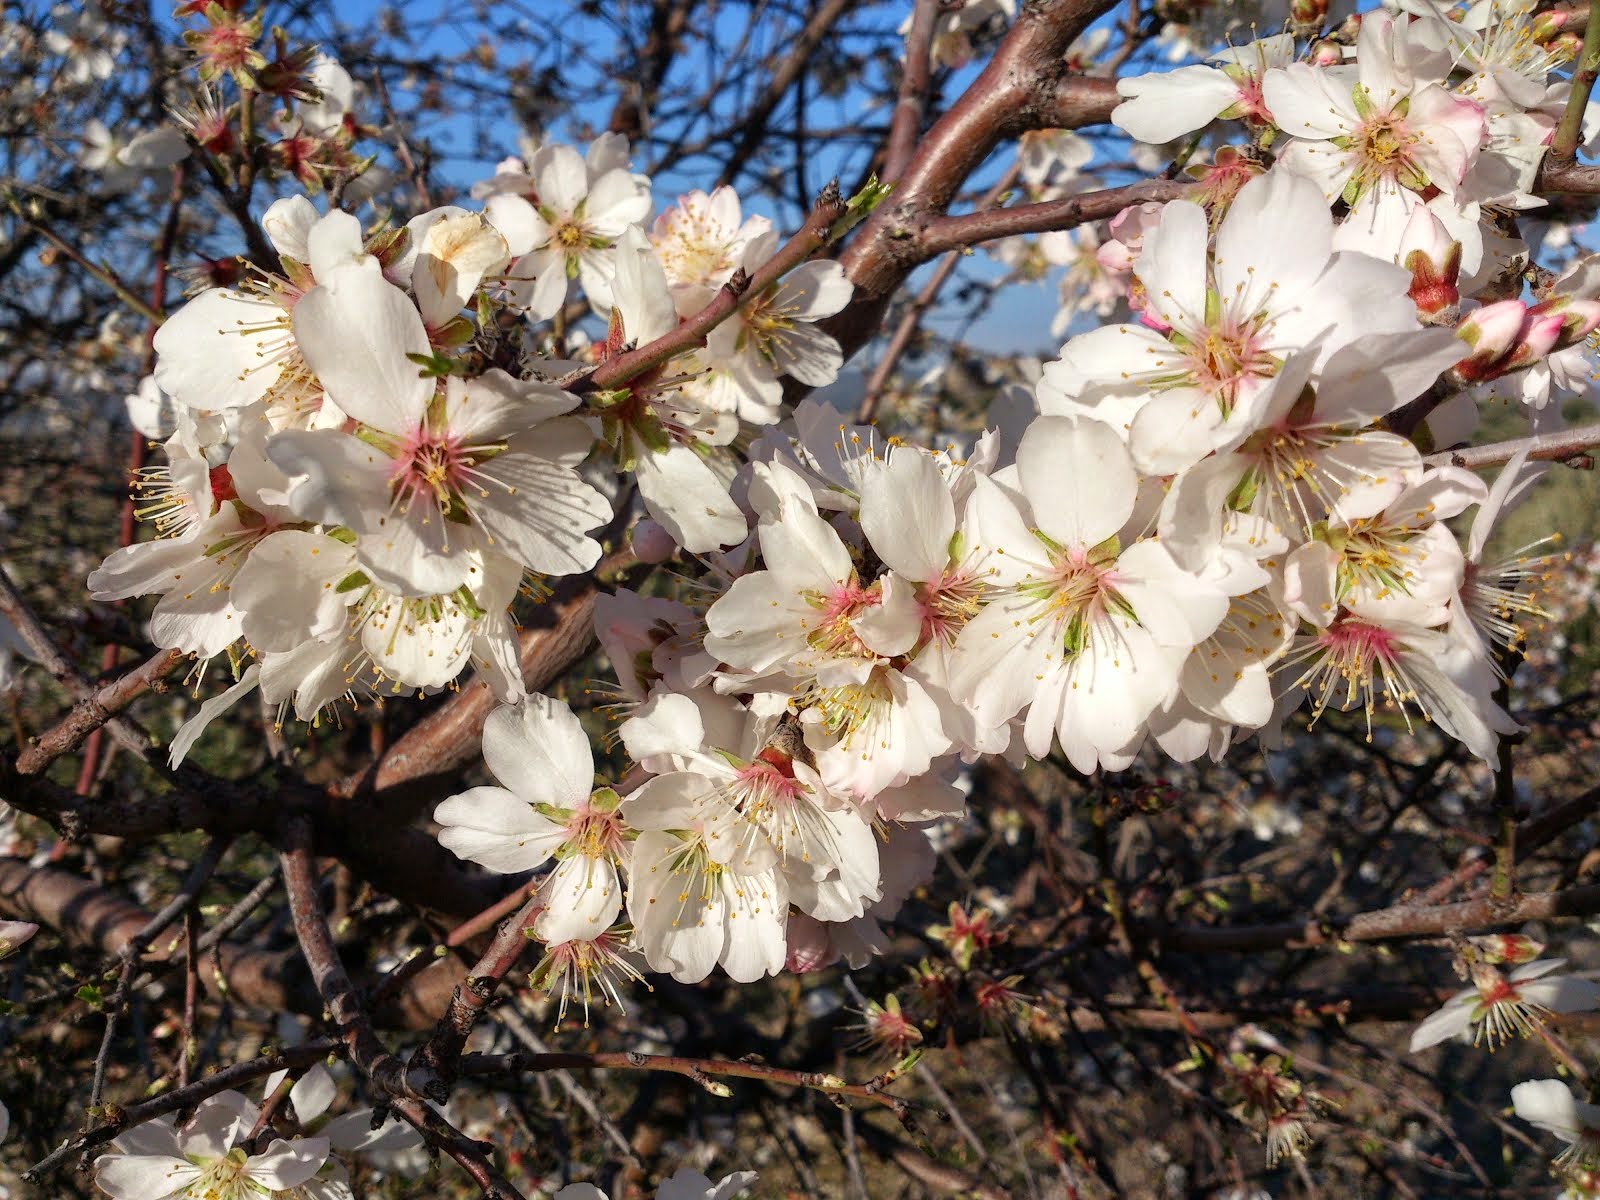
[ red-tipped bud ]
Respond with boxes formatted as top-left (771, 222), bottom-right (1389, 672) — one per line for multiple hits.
top-left (1454, 300), bottom-right (1529, 380)
top-left (1400, 206), bottom-right (1461, 324)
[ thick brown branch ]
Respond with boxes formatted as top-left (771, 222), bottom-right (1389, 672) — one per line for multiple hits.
top-left (883, 0), bottom-right (940, 185)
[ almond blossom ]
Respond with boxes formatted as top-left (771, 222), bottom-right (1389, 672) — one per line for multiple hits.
top-left (1112, 33), bottom-right (1294, 145)
top-left (1410, 958), bottom-right (1600, 1051)
top-left (93, 1091), bottom-right (329, 1200)
top-left (947, 416), bottom-right (1228, 772)
top-left (1513, 1079), bottom-right (1600, 1173)
top-left (434, 694), bottom-right (630, 945)
top-left (1039, 170), bottom-right (1426, 475)
top-left (486, 139), bottom-right (652, 318)
top-left (1262, 10), bottom-right (1487, 259)
top-left (268, 268), bottom-right (610, 597)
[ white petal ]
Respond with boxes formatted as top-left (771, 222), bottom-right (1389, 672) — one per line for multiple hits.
top-left (93, 1154), bottom-right (200, 1200)
top-left (1017, 416), bottom-right (1136, 549)
top-left (289, 1064), bottom-right (338, 1125)
top-left (1136, 200), bottom-right (1209, 333)
top-left (434, 785), bottom-right (567, 873)
top-left (292, 259), bottom-right (433, 433)
top-left (1512, 1078), bottom-right (1585, 1142)
top-left (153, 289), bottom-right (289, 411)
top-left (1113, 65), bottom-right (1238, 144)
top-left (632, 442), bottom-right (746, 553)
top-left (483, 693), bottom-right (594, 809)
top-left (859, 449), bottom-right (954, 581)
top-left (265, 430), bottom-right (392, 534)
top-left (246, 1136), bottom-right (330, 1190)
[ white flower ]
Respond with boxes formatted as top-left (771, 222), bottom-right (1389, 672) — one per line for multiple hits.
top-left (702, 232), bottom-right (854, 415)
top-left (1041, 170), bottom-right (1425, 475)
top-left (152, 202), bottom-right (361, 428)
top-left (651, 187), bottom-right (772, 315)
top-left (93, 1092), bottom-right (328, 1200)
top-left (486, 141), bottom-right (651, 318)
top-left (434, 694), bottom-right (629, 945)
top-left (1263, 12), bottom-right (1487, 259)
top-left (620, 690), bottom-right (880, 922)
top-left (1513, 1078), bottom-right (1600, 1173)
top-left (270, 274), bottom-right (610, 596)
top-left (299, 55), bottom-right (356, 136)
top-left (1278, 610), bottom-right (1518, 761)
top-left (1411, 959), bottom-right (1600, 1051)
top-left (1281, 466), bottom-right (1486, 630)
top-left (622, 765), bottom-right (788, 984)
top-left (45, 4), bottom-right (123, 84)
top-left (1112, 33), bottom-right (1294, 145)
top-left (1451, 447), bottom-right (1562, 673)
top-left (948, 417), bottom-right (1228, 772)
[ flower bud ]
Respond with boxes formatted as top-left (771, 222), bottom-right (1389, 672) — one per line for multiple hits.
top-left (1470, 933), bottom-right (1544, 966)
top-left (1400, 205), bottom-right (1461, 324)
top-left (1454, 300), bottom-right (1528, 381)
top-left (1306, 39), bottom-right (1344, 68)
top-left (1289, 0), bottom-right (1329, 35)
top-left (1099, 201), bottom-right (1164, 274)
top-left (1530, 294), bottom-right (1600, 348)
top-left (631, 518), bottom-right (678, 564)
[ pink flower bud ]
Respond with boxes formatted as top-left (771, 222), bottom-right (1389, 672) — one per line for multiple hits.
top-left (630, 518), bottom-right (678, 564)
top-left (784, 913), bottom-right (836, 974)
top-left (1531, 294), bottom-right (1600, 347)
top-left (1454, 300), bottom-right (1528, 380)
top-left (1099, 202), bottom-right (1164, 275)
top-left (1307, 39), bottom-right (1344, 67)
top-left (1508, 312), bottom-right (1564, 366)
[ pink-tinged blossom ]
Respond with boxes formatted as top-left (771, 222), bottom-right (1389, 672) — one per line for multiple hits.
top-left (1039, 171), bottom-right (1424, 475)
top-left (948, 417), bottom-right (1228, 773)
top-left (434, 694), bottom-right (630, 945)
top-left (1113, 33), bottom-right (1294, 145)
top-left (1263, 11), bottom-right (1487, 260)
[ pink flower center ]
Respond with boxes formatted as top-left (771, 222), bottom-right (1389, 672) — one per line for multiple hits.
top-left (917, 568), bottom-right (983, 647)
top-left (804, 580), bottom-right (879, 658)
top-left (564, 801), bottom-right (628, 861)
top-left (1315, 617), bottom-right (1400, 668)
top-left (389, 425), bottom-right (469, 509)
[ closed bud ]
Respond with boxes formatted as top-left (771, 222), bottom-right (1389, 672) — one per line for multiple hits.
top-left (1289, 0), bottom-right (1329, 35)
top-left (1530, 294), bottom-right (1600, 348)
top-left (1470, 934), bottom-right (1544, 966)
top-left (630, 518), bottom-right (678, 564)
top-left (1454, 300), bottom-right (1528, 380)
top-left (1307, 39), bottom-right (1344, 68)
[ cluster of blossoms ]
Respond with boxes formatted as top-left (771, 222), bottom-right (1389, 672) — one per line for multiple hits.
top-left (78, 0), bottom-right (1600, 1183)
top-left (84, 1070), bottom-right (756, 1200)
top-left (93, 129), bottom-right (853, 756)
